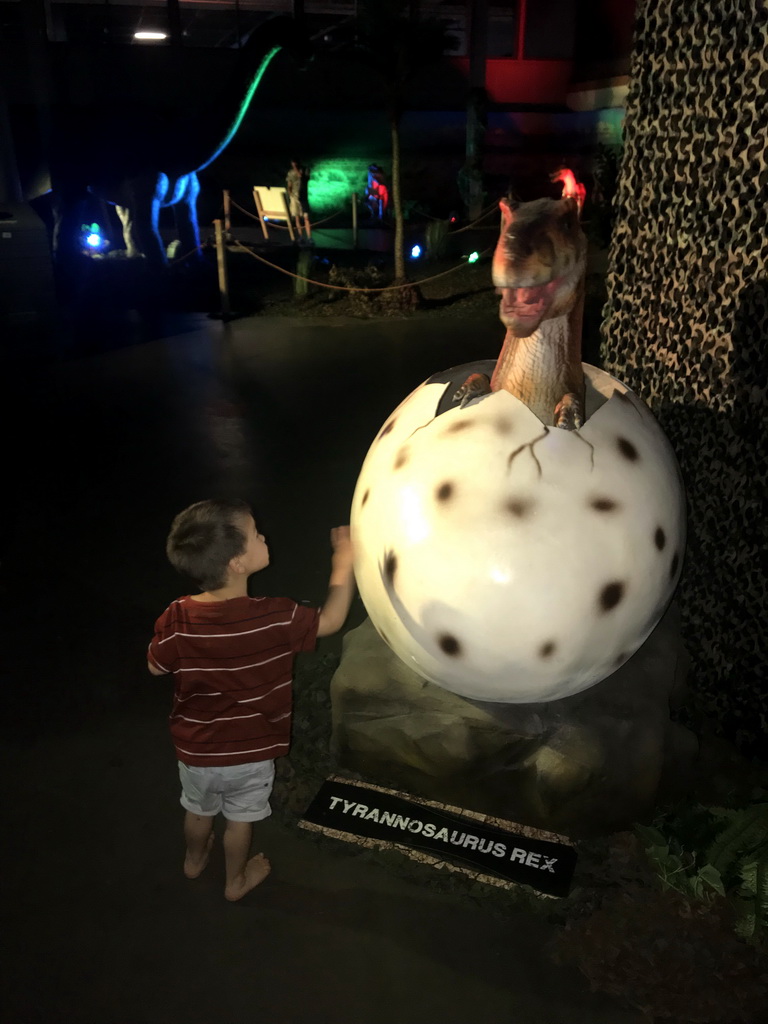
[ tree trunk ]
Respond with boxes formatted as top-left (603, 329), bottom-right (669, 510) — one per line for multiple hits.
top-left (465, 0), bottom-right (488, 221)
top-left (390, 115), bottom-right (406, 282)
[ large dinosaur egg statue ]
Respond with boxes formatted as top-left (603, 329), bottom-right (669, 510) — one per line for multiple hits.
top-left (350, 362), bottom-right (686, 703)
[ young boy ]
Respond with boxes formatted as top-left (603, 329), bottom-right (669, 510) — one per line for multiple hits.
top-left (285, 158), bottom-right (311, 240)
top-left (148, 499), bottom-right (355, 902)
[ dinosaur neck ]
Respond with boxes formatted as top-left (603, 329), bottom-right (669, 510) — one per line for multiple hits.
top-left (195, 45), bottom-right (281, 172)
top-left (490, 308), bottom-right (582, 426)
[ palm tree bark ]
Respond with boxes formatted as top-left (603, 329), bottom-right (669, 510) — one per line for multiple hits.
top-left (390, 114), bottom-right (405, 281)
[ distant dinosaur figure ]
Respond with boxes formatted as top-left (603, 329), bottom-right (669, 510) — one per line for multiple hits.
top-left (17, 16), bottom-right (309, 268)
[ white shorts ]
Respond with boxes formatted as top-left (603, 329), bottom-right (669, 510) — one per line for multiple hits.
top-left (178, 760), bottom-right (274, 822)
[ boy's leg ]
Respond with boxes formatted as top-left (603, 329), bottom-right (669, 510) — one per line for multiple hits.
top-left (223, 820), bottom-right (270, 902)
top-left (183, 811), bottom-right (215, 879)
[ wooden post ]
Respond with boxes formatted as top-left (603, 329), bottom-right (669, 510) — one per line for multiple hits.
top-left (294, 248), bottom-right (310, 299)
top-left (352, 192), bottom-right (358, 249)
top-left (253, 188), bottom-right (269, 239)
top-left (223, 189), bottom-right (231, 239)
top-left (280, 191), bottom-right (296, 242)
top-left (213, 219), bottom-right (230, 319)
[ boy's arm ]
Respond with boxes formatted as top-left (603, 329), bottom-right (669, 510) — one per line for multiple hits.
top-left (147, 639), bottom-right (171, 676)
top-left (317, 526), bottom-right (356, 638)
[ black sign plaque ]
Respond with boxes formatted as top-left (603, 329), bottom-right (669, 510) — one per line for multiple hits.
top-left (302, 779), bottom-right (576, 898)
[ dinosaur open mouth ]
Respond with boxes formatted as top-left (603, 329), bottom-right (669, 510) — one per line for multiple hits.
top-left (498, 280), bottom-right (559, 321)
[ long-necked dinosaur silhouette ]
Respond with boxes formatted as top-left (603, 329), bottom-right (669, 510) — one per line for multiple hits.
top-left (21, 16), bottom-right (309, 268)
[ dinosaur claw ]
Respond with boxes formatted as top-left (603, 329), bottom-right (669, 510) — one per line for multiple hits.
top-left (554, 394), bottom-right (584, 431)
top-left (452, 372), bottom-right (491, 406)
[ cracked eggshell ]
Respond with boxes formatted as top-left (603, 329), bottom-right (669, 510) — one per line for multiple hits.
top-left (350, 364), bottom-right (687, 703)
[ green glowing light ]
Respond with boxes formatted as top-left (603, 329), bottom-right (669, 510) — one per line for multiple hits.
top-left (467, 251), bottom-right (479, 263)
top-left (307, 158), bottom-right (376, 216)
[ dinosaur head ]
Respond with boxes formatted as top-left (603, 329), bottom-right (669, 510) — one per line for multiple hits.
top-left (492, 196), bottom-right (586, 338)
top-left (246, 14), bottom-right (314, 70)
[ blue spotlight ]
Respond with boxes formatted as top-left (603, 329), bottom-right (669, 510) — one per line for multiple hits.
top-left (80, 222), bottom-right (109, 254)
top-left (410, 244), bottom-right (422, 259)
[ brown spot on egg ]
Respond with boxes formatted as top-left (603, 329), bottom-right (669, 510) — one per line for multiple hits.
top-left (436, 481), bottom-right (454, 502)
top-left (654, 526), bottom-right (666, 550)
top-left (591, 497), bottom-right (619, 512)
top-left (438, 634), bottom-right (462, 657)
top-left (446, 420), bottom-right (473, 433)
top-left (670, 552), bottom-right (680, 579)
top-left (617, 436), bottom-right (639, 461)
top-left (393, 448), bottom-right (409, 470)
top-left (378, 418), bottom-right (396, 440)
top-left (361, 489), bottom-right (370, 507)
top-left (599, 581), bottom-right (626, 612)
top-left (615, 651), bottom-right (629, 667)
top-left (494, 417), bottom-right (513, 434)
top-left (539, 641), bottom-right (556, 658)
top-left (383, 551), bottom-right (398, 585)
top-left (505, 497), bottom-right (533, 518)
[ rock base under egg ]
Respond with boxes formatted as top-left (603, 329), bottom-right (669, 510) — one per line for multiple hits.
top-left (330, 603), bottom-right (697, 838)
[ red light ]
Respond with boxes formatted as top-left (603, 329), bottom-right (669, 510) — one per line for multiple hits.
top-left (552, 168), bottom-right (586, 214)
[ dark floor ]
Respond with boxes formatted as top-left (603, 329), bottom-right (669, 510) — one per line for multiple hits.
top-left (0, 303), bottom-right (643, 1024)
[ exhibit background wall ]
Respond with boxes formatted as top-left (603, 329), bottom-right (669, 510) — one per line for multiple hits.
top-left (601, 0), bottom-right (767, 753)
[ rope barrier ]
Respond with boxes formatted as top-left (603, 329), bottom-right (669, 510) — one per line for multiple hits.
top-left (307, 207), bottom-right (347, 228)
top-left (228, 194), bottom-right (499, 237)
top-left (229, 241), bottom-right (494, 293)
top-left (230, 197), bottom-right (348, 231)
top-left (448, 201), bottom-right (501, 234)
top-left (168, 208), bottom-right (497, 298)
top-left (230, 196), bottom-right (290, 230)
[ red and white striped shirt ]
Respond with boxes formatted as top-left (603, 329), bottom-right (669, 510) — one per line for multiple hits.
top-left (148, 595), bottom-right (319, 766)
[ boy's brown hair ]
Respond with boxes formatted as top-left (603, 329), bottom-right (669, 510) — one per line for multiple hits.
top-left (166, 499), bottom-right (251, 591)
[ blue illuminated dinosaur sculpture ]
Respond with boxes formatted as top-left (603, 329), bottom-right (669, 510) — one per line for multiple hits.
top-left (18, 16), bottom-right (309, 268)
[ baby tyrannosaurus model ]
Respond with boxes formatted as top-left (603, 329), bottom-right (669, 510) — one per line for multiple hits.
top-left (455, 170), bottom-right (587, 429)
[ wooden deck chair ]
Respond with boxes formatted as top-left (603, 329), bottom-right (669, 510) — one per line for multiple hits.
top-left (252, 186), bottom-right (295, 241)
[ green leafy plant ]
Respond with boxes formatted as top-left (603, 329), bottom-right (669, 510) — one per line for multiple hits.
top-left (555, 882), bottom-right (768, 1022)
top-left (635, 802), bottom-right (768, 944)
top-left (553, 829), bottom-right (768, 1021)
top-left (634, 823), bottom-right (726, 901)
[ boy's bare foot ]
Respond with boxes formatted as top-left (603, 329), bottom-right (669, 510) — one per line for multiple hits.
top-left (224, 853), bottom-right (271, 902)
top-left (184, 833), bottom-right (214, 879)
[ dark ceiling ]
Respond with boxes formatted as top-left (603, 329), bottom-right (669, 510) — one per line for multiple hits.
top-left (0, 2), bottom-right (495, 51)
